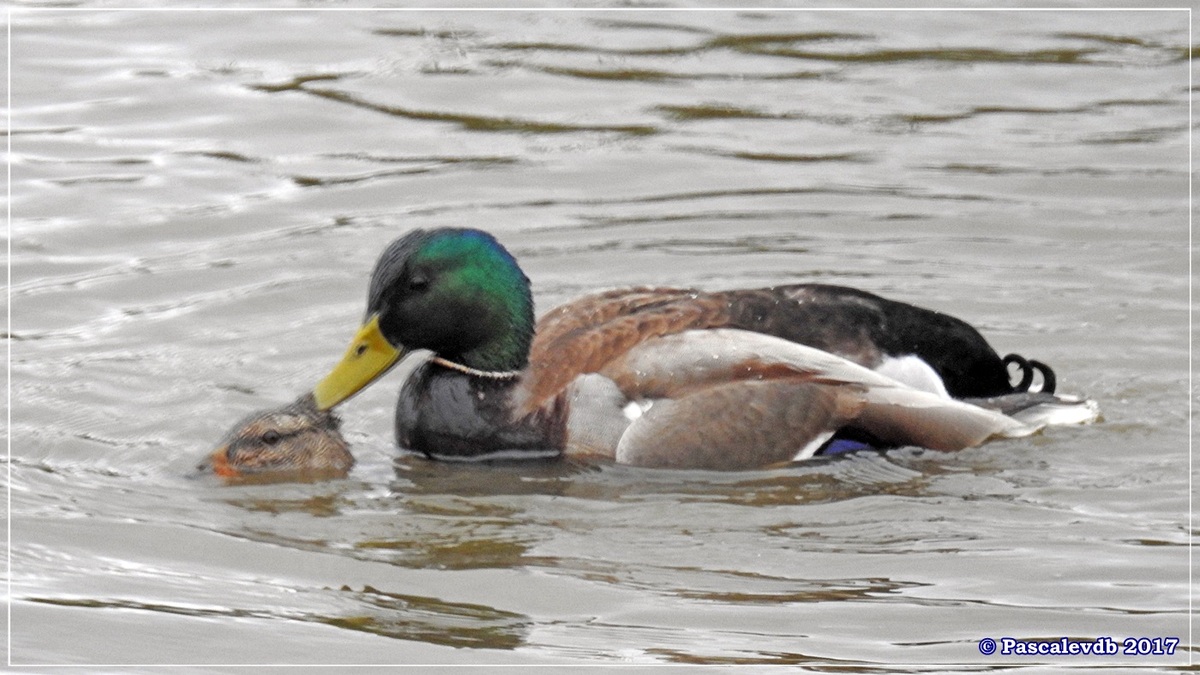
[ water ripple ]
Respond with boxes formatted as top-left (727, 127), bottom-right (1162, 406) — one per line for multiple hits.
top-left (251, 76), bottom-right (660, 136)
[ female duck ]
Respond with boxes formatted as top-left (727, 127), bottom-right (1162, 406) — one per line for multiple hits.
top-left (311, 228), bottom-right (1092, 470)
top-left (201, 393), bottom-right (354, 481)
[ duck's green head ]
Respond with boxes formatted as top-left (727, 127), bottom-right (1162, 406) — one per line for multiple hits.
top-left (313, 228), bottom-right (534, 410)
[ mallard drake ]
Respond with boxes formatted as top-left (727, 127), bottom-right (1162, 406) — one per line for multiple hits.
top-left (201, 393), bottom-right (353, 481)
top-left (310, 228), bottom-right (1094, 470)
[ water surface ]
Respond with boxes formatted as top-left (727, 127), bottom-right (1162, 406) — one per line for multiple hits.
top-left (8, 8), bottom-right (1192, 669)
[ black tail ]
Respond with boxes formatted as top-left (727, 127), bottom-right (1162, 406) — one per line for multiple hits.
top-left (1002, 353), bottom-right (1056, 394)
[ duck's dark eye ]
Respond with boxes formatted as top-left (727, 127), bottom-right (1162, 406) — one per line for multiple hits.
top-left (407, 274), bottom-right (429, 293)
top-left (262, 430), bottom-right (282, 446)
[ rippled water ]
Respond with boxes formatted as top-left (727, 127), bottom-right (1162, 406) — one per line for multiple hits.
top-left (8, 8), bottom-right (1192, 669)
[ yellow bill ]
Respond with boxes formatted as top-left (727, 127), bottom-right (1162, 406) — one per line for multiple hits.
top-left (313, 314), bottom-right (403, 410)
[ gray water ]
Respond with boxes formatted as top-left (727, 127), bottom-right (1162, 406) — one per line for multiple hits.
top-left (7, 8), bottom-right (1192, 671)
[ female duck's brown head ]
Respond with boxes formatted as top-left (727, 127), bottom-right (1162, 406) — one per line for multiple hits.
top-left (201, 393), bottom-right (354, 482)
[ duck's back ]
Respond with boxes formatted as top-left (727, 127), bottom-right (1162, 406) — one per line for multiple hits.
top-left (525, 284), bottom-right (1015, 410)
top-left (714, 284), bottom-right (1014, 398)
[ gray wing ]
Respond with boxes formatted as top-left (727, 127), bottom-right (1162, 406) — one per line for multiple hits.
top-left (570, 329), bottom-right (1035, 470)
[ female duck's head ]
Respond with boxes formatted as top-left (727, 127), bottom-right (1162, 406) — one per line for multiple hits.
top-left (201, 393), bottom-right (353, 482)
top-left (313, 228), bottom-right (534, 410)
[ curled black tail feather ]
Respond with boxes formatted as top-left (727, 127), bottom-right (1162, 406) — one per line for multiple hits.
top-left (1003, 353), bottom-right (1057, 394)
top-left (1003, 353), bottom-right (1033, 391)
top-left (1028, 359), bottom-right (1056, 394)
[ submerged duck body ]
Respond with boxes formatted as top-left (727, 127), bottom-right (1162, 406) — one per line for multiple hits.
top-left (312, 228), bottom-right (1094, 470)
